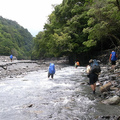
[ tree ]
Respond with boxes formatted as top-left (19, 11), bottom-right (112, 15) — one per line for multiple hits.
top-left (83, 0), bottom-right (120, 49)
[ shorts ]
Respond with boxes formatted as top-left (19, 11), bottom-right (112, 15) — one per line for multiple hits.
top-left (111, 61), bottom-right (116, 65)
top-left (48, 72), bottom-right (54, 78)
top-left (89, 73), bottom-right (98, 85)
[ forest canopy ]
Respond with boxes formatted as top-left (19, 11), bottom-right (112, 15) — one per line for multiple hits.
top-left (0, 16), bottom-right (33, 59)
top-left (32, 0), bottom-right (120, 63)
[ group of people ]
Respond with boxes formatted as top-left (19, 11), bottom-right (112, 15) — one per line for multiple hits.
top-left (48, 61), bottom-right (80, 79)
top-left (87, 50), bottom-right (118, 94)
top-left (48, 50), bottom-right (118, 94)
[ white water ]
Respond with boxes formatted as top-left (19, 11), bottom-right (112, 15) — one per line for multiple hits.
top-left (0, 66), bottom-right (119, 120)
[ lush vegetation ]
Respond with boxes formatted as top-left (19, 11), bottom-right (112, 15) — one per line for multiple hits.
top-left (32, 0), bottom-right (120, 63)
top-left (0, 16), bottom-right (33, 59)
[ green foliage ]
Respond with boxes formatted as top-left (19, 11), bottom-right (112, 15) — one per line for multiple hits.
top-left (32, 0), bottom-right (120, 60)
top-left (0, 16), bottom-right (33, 59)
top-left (83, 0), bottom-right (120, 48)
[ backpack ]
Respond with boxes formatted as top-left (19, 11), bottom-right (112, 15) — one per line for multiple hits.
top-left (111, 51), bottom-right (117, 61)
top-left (10, 55), bottom-right (13, 59)
top-left (90, 59), bottom-right (101, 74)
top-left (49, 63), bottom-right (55, 74)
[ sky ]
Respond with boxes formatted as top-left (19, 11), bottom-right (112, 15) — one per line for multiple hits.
top-left (0, 0), bottom-right (63, 37)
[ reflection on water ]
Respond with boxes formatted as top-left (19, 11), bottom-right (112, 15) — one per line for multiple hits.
top-left (0, 66), bottom-right (119, 120)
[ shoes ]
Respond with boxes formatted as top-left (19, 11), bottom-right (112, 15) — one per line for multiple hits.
top-left (93, 90), bottom-right (95, 94)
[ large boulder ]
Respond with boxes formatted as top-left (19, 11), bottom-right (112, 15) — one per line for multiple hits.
top-left (101, 96), bottom-right (120, 105)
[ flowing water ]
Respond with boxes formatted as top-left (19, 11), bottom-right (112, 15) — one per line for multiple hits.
top-left (0, 65), bottom-right (120, 120)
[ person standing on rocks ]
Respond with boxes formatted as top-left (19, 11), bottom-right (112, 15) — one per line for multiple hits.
top-left (86, 59), bottom-right (101, 94)
top-left (48, 63), bottom-right (55, 79)
top-left (10, 54), bottom-right (13, 62)
top-left (109, 50), bottom-right (118, 70)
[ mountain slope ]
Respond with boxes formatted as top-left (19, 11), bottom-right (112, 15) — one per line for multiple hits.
top-left (0, 16), bottom-right (33, 59)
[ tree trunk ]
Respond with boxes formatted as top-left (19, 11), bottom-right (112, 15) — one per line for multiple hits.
top-left (116, 0), bottom-right (120, 11)
top-left (108, 34), bottom-right (120, 45)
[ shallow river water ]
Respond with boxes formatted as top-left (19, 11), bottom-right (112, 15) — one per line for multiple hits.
top-left (0, 65), bottom-right (120, 120)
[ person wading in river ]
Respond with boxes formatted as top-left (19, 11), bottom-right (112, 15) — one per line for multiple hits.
top-left (87, 59), bottom-right (101, 94)
top-left (75, 61), bottom-right (80, 68)
top-left (48, 63), bottom-right (55, 79)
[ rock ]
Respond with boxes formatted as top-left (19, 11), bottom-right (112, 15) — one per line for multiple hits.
top-left (101, 96), bottom-right (120, 105)
top-left (110, 87), bottom-right (119, 91)
top-left (102, 92), bottom-right (109, 98)
top-left (116, 90), bottom-right (120, 97)
top-left (96, 82), bottom-right (101, 86)
top-left (28, 104), bottom-right (33, 108)
top-left (109, 75), bottom-right (117, 80)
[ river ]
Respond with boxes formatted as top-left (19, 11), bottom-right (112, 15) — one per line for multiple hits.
top-left (0, 65), bottom-right (120, 120)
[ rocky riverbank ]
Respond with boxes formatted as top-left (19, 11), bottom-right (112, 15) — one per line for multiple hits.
top-left (91, 60), bottom-right (120, 119)
top-left (0, 57), bottom-right (69, 79)
top-left (96, 59), bottom-right (120, 105)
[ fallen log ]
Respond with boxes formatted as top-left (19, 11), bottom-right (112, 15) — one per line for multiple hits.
top-left (100, 82), bottom-right (112, 93)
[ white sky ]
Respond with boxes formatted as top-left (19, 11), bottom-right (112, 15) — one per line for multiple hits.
top-left (0, 0), bottom-right (63, 36)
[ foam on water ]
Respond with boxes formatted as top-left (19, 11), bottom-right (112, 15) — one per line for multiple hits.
top-left (0, 66), bottom-right (97, 120)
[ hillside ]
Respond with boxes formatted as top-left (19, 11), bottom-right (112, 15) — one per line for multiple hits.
top-left (0, 16), bottom-right (33, 59)
top-left (32, 0), bottom-right (120, 64)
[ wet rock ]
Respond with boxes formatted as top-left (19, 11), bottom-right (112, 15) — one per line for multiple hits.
top-left (101, 116), bottom-right (110, 119)
top-left (96, 82), bottom-right (101, 86)
top-left (101, 96), bottom-right (120, 105)
top-left (99, 76), bottom-right (109, 82)
top-left (80, 82), bottom-right (86, 85)
top-left (28, 104), bottom-right (33, 108)
top-left (116, 90), bottom-right (120, 97)
top-left (102, 92), bottom-right (109, 98)
top-left (117, 116), bottom-right (120, 120)
top-left (109, 75), bottom-right (117, 80)
top-left (98, 115), bottom-right (120, 120)
top-left (110, 87), bottom-right (119, 91)
top-left (2, 66), bottom-right (7, 70)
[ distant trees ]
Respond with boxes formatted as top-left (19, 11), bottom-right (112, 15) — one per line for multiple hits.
top-left (0, 16), bottom-right (33, 59)
top-left (32, 0), bottom-right (120, 60)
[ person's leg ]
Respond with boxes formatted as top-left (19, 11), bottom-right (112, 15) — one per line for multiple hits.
top-left (111, 61), bottom-right (116, 70)
top-left (90, 73), bottom-right (97, 94)
top-left (93, 83), bottom-right (96, 94)
top-left (90, 85), bottom-right (96, 94)
top-left (51, 74), bottom-right (53, 79)
top-left (94, 83), bottom-right (96, 90)
top-left (90, 84), bottom-right (95, 91)
top-left (48, 73), bottom-right (50, 78)
top-left (112, 65), bottom-right (115, 69)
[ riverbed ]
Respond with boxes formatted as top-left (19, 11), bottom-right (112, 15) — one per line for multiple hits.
top-left (0, 64), bottom-right (120, 120)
